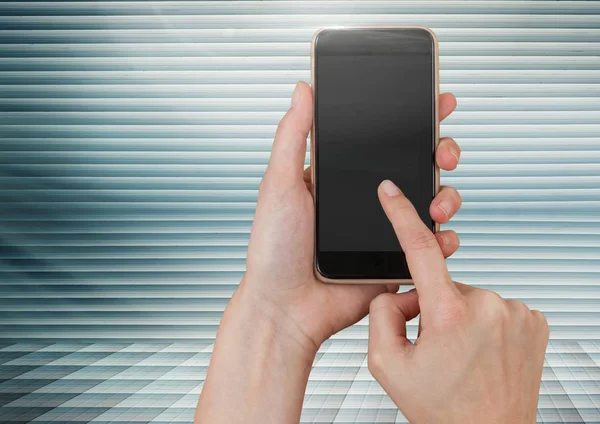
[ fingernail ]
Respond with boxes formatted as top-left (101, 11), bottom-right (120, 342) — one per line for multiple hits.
top-left (437, 199), bottom-right (452, 219)
top-left (439, 233), bottom-right (449, 247)
top-left (381, 180), bottom-right (401, 197)
top-left (291, 82), bottom-right (301, 108)
top-left (449, 147), bottom-right (460, 163)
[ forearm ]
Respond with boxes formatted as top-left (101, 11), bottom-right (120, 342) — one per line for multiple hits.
top-left (195, 284), bottom-right (317, 424)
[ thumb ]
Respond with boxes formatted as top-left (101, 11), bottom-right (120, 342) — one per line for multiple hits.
top-left (264, 81), bottom-right (313, 186)
top-left (368, 290), bottom-right (420, 359)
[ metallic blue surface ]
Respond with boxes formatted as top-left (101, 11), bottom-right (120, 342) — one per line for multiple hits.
top-left (1, 1), bottom-right (599, 422)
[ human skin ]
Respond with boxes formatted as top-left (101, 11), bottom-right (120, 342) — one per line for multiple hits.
top-left (368, 180), bottom-right (549, 424)
top-left (195, 81), bottom-right (463, 424)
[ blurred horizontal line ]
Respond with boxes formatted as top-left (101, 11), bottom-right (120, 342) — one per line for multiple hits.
top-left (1, 272), bottom-right (600, 284)
top-left (4, 188), bottom-right (600, 202)
top-left (2, 57), bottom-right (600, 72)
top-left (8, 245), bottom-right (600, 259)
top-left (3, 84), bottom-right (600, 98)
top-left (3, 234), bottom-right (600, 247)
top-left (7, 163), bottom-right (600, 178)
top-left (2, 28), bottom-right (600, 43)
top-left (3, 98), bottom-right (600, 112)
top-left (2, 42), bottom-right (600, 57)
top-left (4, 138), bottom-right (600, 153)
top-left (1, 1), bottom-right (598, 16)
top-left (0, 223), bottom-right (598, 235)
top-left (4, 175), bottom-right (600, 190)
top-left (2, 124), bottom-right (600, 138)
top-left (2, 110), bottom-right (600, 125)
top-left (2, 14), bottom-right (600, 30)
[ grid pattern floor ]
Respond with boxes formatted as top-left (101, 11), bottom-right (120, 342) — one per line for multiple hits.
top-left (1, 341), bottom-right (600, 423)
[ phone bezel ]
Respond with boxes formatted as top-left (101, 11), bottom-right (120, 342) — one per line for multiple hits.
top-left (310, 26), bottom-right (440, 284)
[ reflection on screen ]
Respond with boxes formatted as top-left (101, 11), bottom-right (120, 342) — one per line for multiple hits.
top-left (316, 32), bottom-right (434, 252)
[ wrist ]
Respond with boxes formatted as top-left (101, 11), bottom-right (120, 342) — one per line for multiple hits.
top-left (224, 281), bottom-right (320, 363)
top-left (197, 280), bottom-right (318, 423)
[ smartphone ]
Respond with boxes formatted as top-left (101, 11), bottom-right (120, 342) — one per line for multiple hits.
top-left (311, 27), bottom-right (439, 283)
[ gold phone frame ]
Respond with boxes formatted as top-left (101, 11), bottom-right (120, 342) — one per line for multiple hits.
top-left (310, 26), bottom-right (440, 285)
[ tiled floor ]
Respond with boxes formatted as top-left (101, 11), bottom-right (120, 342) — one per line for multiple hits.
top-left (1, 341), bottom-right (600, 423)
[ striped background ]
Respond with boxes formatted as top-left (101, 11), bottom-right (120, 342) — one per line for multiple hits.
top-left (1, 1), bottom-right (600, 423)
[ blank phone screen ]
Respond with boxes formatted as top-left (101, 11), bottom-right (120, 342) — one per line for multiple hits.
top-left (314, 28), bottom-right (435, 278)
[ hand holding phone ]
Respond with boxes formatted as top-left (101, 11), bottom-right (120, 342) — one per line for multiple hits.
top-left (197, 82), bottom-right (462, 424)
top-left (368, 180), bottom-right (549, 424)
top-left (245, 81), bottom-right (462, 349)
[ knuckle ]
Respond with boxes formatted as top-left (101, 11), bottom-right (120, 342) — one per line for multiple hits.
top-left (478, 290), bottom-right (509, 322)
top-left (367, 349), bottom-right (386, 377)
top-left (369, 293), bottom-right (394, 313)
top-left (276, 117), bottom-right (304, 143)
top-left (436, 298), bottom-right (468, 326)
top-left (508, 299), bottom-right (529, 316)
top-left (390, 199), bottom-right (415, 216)
top-left (534, 311), bottom-right (550, 339)
top-left (275, 114), bottom-right (291, 135)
